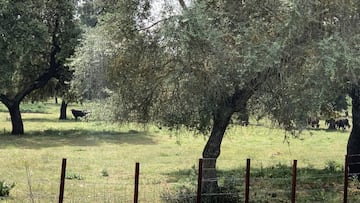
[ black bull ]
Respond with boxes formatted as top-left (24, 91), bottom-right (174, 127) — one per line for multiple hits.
top-left (71, 109), bottom-right (89, 120)
top-left (325, 118), bottom-right (350, 130)
top-left (335, 118), bottom-right (351, 130)
top-left (308, 117), bottom-right (320, 128)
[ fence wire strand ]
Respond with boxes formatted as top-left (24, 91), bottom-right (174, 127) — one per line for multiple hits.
top-left (3, 156), bottom-right (360, 202)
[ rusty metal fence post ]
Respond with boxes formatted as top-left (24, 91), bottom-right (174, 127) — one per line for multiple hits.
top-left (344, 155), bottom-right (349, 203)
top-left (196, 159), bottom-right (203, 203)
top-left (245, 158), bottom-right (251, 203)
top-left (291, 160), bottom-right (297, 203)
top-left (134, 162), bottom-right (140, 203)
top-left (58, 158), bottom-right (67, 203)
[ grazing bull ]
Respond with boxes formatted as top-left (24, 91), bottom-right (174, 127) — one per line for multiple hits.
top-left (308, 117), bottom-right (320, 128)
top-left (71, 109), bottom-right (89, 120)
top-left (335, 118), bottom-right (350, 130)
top-left (325, 118), bottom-right (336, 130)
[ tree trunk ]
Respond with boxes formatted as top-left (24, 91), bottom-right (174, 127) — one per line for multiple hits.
top-left (8, 102), bottom-right (24, 135)
top-left (0, 13), bottom-right (63, 135)
top-left (347, 86), bottom-right (360, 175)
top-left (202, 106), bottom-right (234, 195)
top-left (59, 100), bottom-right (68, 120)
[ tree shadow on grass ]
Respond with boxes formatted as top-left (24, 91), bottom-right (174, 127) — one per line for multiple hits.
top-left (304, 127), bottom-right (351, 135)
top-left (0, 129), bottom-right (157, 149)
top-left (22, 117), bottom-right (60, 122)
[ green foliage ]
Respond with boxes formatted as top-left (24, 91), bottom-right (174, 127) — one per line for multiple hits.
top-left (89, 0), bottom-right (293, 133)
top-left (161, 165), bottom-right (198, 203)
top-left (21, 103), bottom-right (48, 113)
top-left (86, 0), bottom-right (359, 133)
top-left (65, 172), bottom-right (84, 180)
top-left (163, 162), bottom-right (347, 203)
top-left (0, 181), bottom-right (15, 197)
top-left (0, 102), bottom-right (47, 113)
top-left (0, 0), bottom-right (80, 102)
top-left (249, 0), bottom-right (360, 129)
top-left (100, 169), bottom-right (109, 177)
top-left (69, 26), bottom-right (111, 101)
top-left (77, 0), bottom-right (99, 27)
top-left (324, 160), bottom-right (342, 172)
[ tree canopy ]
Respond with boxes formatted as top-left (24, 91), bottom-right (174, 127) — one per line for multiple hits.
top-left (0, 0), bottom-right (80, 134)
top-left (72, 0), bottom-right (359, 194)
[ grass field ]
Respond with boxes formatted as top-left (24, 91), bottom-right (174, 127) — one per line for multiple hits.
top-left (0, 102), bottom-right (358, 202)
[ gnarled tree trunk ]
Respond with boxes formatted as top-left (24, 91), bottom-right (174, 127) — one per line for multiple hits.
top-left (201, 89), bottom-right (252, 202)
top-left (59, 100), bottom-right (68, 120)
top-left (0, 96), bottom-right (24, 135)
top-left (8, 101), bottom-right (24, 135)
top-left (347, 86), bottom-right (360, 175)
top-left (202, 106), bottom-right (234, 194)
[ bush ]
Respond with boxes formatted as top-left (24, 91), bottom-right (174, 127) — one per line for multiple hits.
top-left (324, 160), bottom-right (341, 172)
top-left (0, 181), bottom-right (15, 197)
top-left (101, 169), bottom-right (109, 177)
top-left (21, 102), bottom-right (48, 113)
top-left (65, 172), bottom-right (84, 180)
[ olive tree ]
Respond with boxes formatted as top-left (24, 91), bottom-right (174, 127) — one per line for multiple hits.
top-left (73, 0), bottom-right (360, 196)
top-left (101, 0), bottom-right (295, 195)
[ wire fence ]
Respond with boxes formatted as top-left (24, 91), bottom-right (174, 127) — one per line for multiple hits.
top-left (2, 155), bottom-right (360, 202)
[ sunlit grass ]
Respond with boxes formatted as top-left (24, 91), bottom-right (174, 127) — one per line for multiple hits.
top-left (0, 101), bottom-right (356, 202)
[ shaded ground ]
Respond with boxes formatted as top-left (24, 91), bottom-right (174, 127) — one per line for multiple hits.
top-left (0, 129), bottom-right (157, 149)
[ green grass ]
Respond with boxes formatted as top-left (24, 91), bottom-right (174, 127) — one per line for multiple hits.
top-left (0, 102), bottom-right (358, 202)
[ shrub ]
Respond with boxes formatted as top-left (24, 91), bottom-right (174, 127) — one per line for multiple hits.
top-left (324, 160), bottom-right (341, 172)
top-left (0, 181), bottom-right (15, 197)
top-left (65, 172), bottom-right (84, 180)
top-left (21, 102), bottom-right (47, 113)
top-left (101, 169), bottom-right (109, 177)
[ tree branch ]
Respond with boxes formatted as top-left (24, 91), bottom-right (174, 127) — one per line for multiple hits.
top-left (14, 14), bottom-right (62, 102)
top-left (0, 94), bottom-right (12, 108)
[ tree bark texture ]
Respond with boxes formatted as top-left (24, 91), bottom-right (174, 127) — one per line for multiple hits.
top-left (347, 86), bottom-right (360, 175)
top-left (59, 100), bottom-right (68, 120)
top-left (8, 102), bottom-right (24, 135)
top-left (201, 89), bottom-right (253, 202)
top-left (202, 106), bottom-right (234, 195)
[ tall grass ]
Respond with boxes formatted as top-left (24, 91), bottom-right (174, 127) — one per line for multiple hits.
top-left (0, 101), bottom-right (357, 202)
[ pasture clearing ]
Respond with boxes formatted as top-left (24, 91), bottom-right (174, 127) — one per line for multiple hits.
top-left (0, 102), bottom-right (358, 202)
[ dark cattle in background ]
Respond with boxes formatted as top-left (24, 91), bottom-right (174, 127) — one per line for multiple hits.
top-left (335, 118), bottom-right (350, 130)
top-left (71, 109), bottom-right (89, 120)
top-left (308, 117), bottom-right (320, 128)
top-left (237, 111), bottom-right (249, 126)
top-left (325, 118), bottom-right (350, 130)
top-left (325, 118), bottom-right (336, 130)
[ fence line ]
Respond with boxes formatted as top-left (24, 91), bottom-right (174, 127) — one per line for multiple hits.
top-left (4, 155), bottom-right (360, 202)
